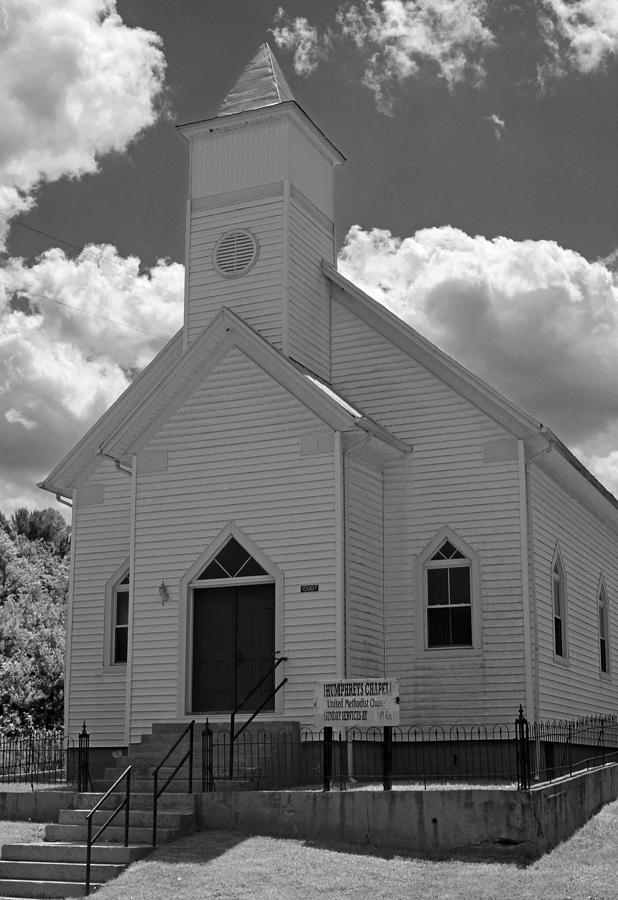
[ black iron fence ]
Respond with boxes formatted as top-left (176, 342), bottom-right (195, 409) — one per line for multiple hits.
top-left (0, 729), bottom-right (75, 787)
top-left (5, 710), bottom-right (617, 793)
top-left (203, 708), bottom-right (618, 792)
top-left (526, 712), bottom-right (618, 786)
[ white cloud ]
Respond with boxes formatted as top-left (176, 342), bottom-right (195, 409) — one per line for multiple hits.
top-left (541, 0), bottom-right (618, 77)
top-left (0, 0), bottom-right (166, 237)
top-left (0, 246), bottom-right (183, 513)
top-left (5, 409), bottom-right (37, 430)
top-left (337, 224), bottom-right (618, 493)
top-left (486, 113), bottom-right (506, 140)
top-left (271, 8), bottom-right (330, 75)
top-left (273, 1), bottom-right (494, 113)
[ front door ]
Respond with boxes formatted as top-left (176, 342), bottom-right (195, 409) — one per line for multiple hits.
top-left (192, 583), bottom-right (275, 712)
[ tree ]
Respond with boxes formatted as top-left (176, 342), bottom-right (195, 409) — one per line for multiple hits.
top-left (0, 509), bottom-right (69, 733)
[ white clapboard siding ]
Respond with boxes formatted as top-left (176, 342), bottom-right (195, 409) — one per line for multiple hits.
top-left (69, 459), bottom-right (130, 745)
top-left (331, 299), bottom-right (526, 725)
top-left (529, 464), bottom-right (618, 718)
top-left (345, 457), bottom-right (385, 677)
top-left (187, 199), bottom-right (284, 345)
top-left (189, 119), bottom-right (287, 199)
top-left (286, 195), bottom-right (334, 379)
top-left (128, 347), bottom-right (337, 741)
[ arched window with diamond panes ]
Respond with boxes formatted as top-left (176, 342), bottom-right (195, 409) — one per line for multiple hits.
top-left (552, 550), bottom-right (567, 659)
top-left (598, 581), bottom-right (610, 676)
top-left (196, 537), bottom-right (267, 580)
top-left (425, 539), bottom-right (472, 648)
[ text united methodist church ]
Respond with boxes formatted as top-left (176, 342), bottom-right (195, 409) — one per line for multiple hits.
top-left (41, 45), bottom-right (618, 762)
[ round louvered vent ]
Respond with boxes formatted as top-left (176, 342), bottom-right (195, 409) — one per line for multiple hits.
top-left (213, 230), bottom-right (259, 277)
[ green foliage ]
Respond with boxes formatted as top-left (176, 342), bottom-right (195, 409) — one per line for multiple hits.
top-left (0, 510), bottom-right (69, 734)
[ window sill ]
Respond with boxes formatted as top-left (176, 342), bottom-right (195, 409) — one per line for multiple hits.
top-left (423, 646), bottom-right (483, 659)
top-left (553, 654), bottom-right (569, 667)
top-left (100, 663), bottom-right (128, 675)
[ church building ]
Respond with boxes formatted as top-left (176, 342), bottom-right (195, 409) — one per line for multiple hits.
top-left (41, 45), bottom-right (618, 758)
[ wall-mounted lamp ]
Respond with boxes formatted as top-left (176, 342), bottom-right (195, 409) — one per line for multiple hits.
top-left (158, 581), bottom-right (170, 605)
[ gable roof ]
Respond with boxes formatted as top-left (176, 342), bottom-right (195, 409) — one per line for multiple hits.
top-left (38, 329), bottom-right (184, 498)
top-left (40, 309), bottom-right (408, 496)
top-left (101, 308), bottom-right (408, 457)
top-left (322, 259), bottom-right (618, 520)
top-left (322, 259), bottom-right (542, 440)
top-left (217, 43), bottom-right (296, 117)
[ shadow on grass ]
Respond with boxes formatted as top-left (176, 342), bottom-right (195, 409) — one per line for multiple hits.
top-left (150, 827), bottom-right (536, 869)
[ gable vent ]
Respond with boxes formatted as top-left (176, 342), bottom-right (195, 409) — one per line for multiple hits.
top-left (213, 230), bottom-right (259, 277)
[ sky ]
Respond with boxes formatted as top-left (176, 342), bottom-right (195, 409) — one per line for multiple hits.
top-left (1, 0), bottom-right (617, 516)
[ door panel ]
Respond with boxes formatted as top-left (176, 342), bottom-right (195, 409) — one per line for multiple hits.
top-left (236, 584), bottom-right (275, 710)
top-left (192, 583), bottom-right (275, 713)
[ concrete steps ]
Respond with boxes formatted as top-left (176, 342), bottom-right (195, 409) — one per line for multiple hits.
top-left (0, 840), bottom-right (150, 898)
top-left (0, 785), bottom-right (195, 897)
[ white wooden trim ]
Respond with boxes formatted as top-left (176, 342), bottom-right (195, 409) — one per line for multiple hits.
top-left (414, 525), bottom-right (483, 655)
top-left (281, 178), bottom-right (291, 357)
top-left (334, 431), bottom-right (345, 677)
top-left (597, 574), bottom-right (612, 680)
top-left (123, 455), bottom-right (138, 745)
top-left (63, 489), bottom-right (78, 737)
top-left (103, 557), bottom-right (130, 670)
top-left (191, 181), bottom-right (284, 211)
top-left (182, 197), bottom-right (191, 352)
top-left (177, 522), bottom-right (284, 717)
top-left (518, 439), bottom-right (535, 718)
top-left (551, 542), bottom-right (569, 665)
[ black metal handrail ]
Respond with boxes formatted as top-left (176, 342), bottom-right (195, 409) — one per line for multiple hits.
top-left (202, 720), bottom-right (214, 792)
top-left (152, 720), bottom-right (194, 847)
top-left (85, 765), bottom-right (131, 896)
top-left (229, 656), bottom-right (287, 778)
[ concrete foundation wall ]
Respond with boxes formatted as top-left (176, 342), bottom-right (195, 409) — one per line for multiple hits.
top-left (197, 764), bottom-right (618, 860)
top-left (0, 792), bottom-right (76, 823)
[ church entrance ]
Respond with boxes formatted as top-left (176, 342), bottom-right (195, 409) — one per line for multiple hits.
top-left (192, 584), bottom-right (275, 712)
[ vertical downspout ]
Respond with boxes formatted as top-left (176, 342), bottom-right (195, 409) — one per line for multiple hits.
top-left (334, 431), bottom-right (346, 678)
top-left (517, 441), bottom-right (536, 719)
top-left (63, 490), bottom-right (78, 737)
top-left (123, 455), bottom-right (138, 747)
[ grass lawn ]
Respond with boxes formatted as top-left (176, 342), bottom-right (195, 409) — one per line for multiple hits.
top-left (88, 799), bottom-right (618, 900)
top-left (0, 820), bottom-right (46, 846)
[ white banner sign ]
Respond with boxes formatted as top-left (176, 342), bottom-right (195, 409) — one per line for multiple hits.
top-left (313, 678), bottom-right (400, 726)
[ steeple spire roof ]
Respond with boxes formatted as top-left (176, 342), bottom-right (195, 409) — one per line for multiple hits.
top-left (217, 43), bottom-right (296, 117)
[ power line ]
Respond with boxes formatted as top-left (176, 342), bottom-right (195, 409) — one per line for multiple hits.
top-left (0, 275), bottom-right (170, 341)
top-left (0, 211), bottom-right (184, 300)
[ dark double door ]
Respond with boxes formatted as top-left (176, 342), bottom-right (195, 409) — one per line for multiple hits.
top-left (192, 583), bottom-right (275, 713)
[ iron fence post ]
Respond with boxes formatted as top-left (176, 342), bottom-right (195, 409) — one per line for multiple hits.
top-left (124, 767), bottom-right (131, 847)
top-left (188, 720), bottom-right (194, 794)
top-left (515, 706), bottom-right (530, 790)
top-left (152, 770), bottom-right (158, 847)
top-left (383, 726), bottom-right (393, 791)
top-left (229, 712), bottom-right (235, 780)
top-left (323, 727), bottom-right (333, 791)
top-left (78, 722), bottom-right (90, 793)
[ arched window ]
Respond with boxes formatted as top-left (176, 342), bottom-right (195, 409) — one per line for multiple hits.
top-left (425, 539), bottom-right (472, 648)
top-left (112, 572), bottom-right (129, 665)
top-left (598, 582), bottom-right (610, 676)
top-left (552, 551), bottom-right (567, 659)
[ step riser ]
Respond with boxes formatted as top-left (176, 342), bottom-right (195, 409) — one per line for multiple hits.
top-left (2, 844), bottom-right (150, 865)
top-left (0, 861), bottom-right (124, 882)
top-left (58, 809), bottom-right (192, 829)
top-left (0, 879), bottom-right (100, 897)
top-left (45, 824), bottom-right (177, 844)
top-left (79, 792), bottom-right (194, 812)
